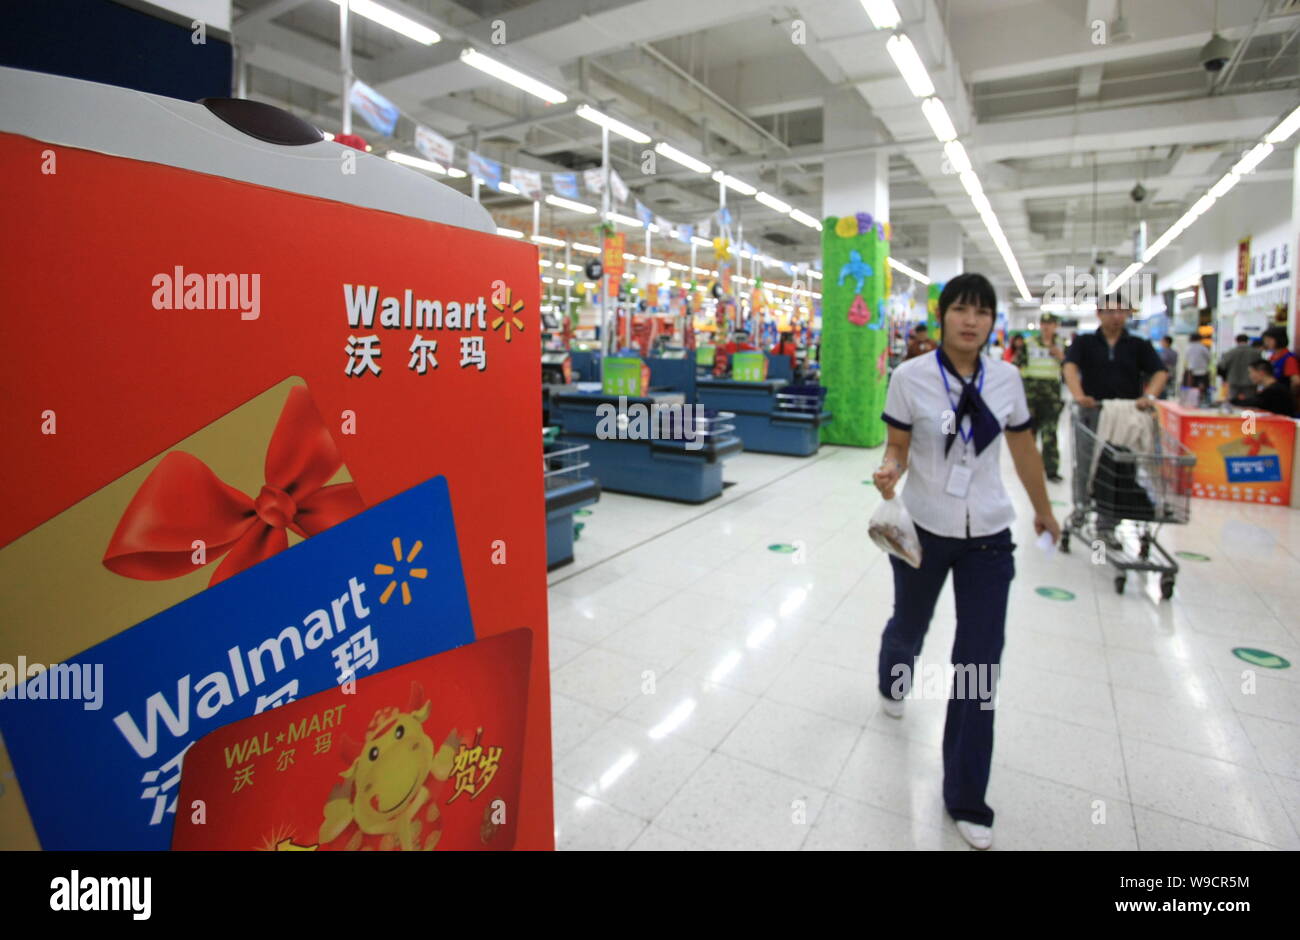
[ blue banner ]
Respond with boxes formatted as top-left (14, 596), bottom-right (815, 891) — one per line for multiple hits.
top-left (348, 80), bottom-right (400, 137)
top-left (552, 172), bottom-right (580, 199)
top-left (468, 152), bottom-right (503, 190)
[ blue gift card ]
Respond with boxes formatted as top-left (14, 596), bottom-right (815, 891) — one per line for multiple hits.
top-left (0, 475), bottom-right (474, 850)
top-left (1225, 454), bottom-right (1282, 483)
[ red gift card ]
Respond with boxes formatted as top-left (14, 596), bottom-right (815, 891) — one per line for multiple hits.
top-left (173, 630), bottom-right (532, 851)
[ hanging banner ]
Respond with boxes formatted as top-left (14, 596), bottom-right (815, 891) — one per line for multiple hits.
top-left (582, 167), bottom-right (605, 195)
top-left (603, 232), bottom-right (626, 293)
top-left (609, 168), bottom-right (629, 204)
top-left (677, 223), bottom-right (694, 245)
top-left (552, 172), bottom-right (580, 199)
top-left (348, 80), bottom-right (400, 137)
top-left (654, 215), bottom-right (674, 237)
top-left (467, 151), bottom-right (503, 190)
top-left (698, 216), bottom-right (712, 239)
top-left (510, 167), bottom-right (544, 201)
top-left (634, 200), bottom-right (654, 227)
top-left (414, 124), bottom-right (454, 166)
top-left (1238, 237), bottom-right (1251, 295)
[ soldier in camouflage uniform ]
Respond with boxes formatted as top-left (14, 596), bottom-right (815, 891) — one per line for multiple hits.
top-left (1019, 313), bottom-right (1065, 482)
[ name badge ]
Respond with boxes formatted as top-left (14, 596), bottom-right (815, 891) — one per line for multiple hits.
top-left (946, 463), bottom-right (973, 499)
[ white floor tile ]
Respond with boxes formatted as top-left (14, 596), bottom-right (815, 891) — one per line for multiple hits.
top-left (553, 782), bottom-right (647, 851)
top-left (652, 752), bottom-right (827, 851)
top-left (717, 699), bottom-right (861, 789)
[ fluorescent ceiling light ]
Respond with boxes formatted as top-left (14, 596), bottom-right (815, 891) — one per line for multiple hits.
top-left (691, 236), bottom-right (713, 248)
top-left (575, 104), bottom-right (650, 143)
top-left (943, 140), bottom-right (971, 175)
top-left (1207, 172), bottom-right (1239, 200)
top-left (959, 170), bottom-right (983, 198)
top-left (921, 97), bottom-right (957, 142)
top-left (970, 191), bottom-right (992, 217)
top-left (692, 266), bottom-right (711, 275)
top-left (1188, 193), bottom-right (1216, 218)
top-left (886, 33), bottom-right (935, 98)
top-left (607, 212), bottom-right (644, 228)
top-left (496, 227), bottom-right (524, 238)
top-left (556, 278), bottom-right (575, 286)
top-left (446, 166), bottom-right (467, 178)
top-left (655, 142), bottom-right (711, 174)
top-left (386, 151), bottom-right (446, 175)
top-left (460, 48), bottom-right (567, 105)
top-left (541, 276), bottom-right (554, 283)
top-left (532, 234), bottom-right (566, 247)
top-left (497, 181), bottom-right (521, 195)
top-left (640, 256), bottom-right (666, 266)
top-left (545, 194), bottom-right (597, 214)
top-left (1266, 103), bottom-right (1300, 144)
top-left (571, 242), bottom-right (601, 254)
top-left (329, 0), bottom-right (440, 45)
top-left (667, 261), bottom-right (689, 271)
top-left (622, 252), bottom-right (637, 260)
top-left (755, 191), bottom-right (793, 214)
top-left (538, 259), bottom-right (552, 267)
top-left (860, 0), bottom-right (901, 29)
top-left (888, 257), bottom-right (930, 285)
top-left (808, 270), bottom-right (822, 280)
top-left (789, 209), bottom-right (822, 230)
top-left (322, 131), bottom-right (335, 141)
top-left (711, 171), bottom-right (758, 196)
top-left (1105, 261), bottom-right (1144, 295)
top-left (1231, 141), bottom-right (1274, 176)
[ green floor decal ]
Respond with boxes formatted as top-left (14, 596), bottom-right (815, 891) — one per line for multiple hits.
top-left (1232, 648), bottom-right (1291, 669)
top-left (1035, 586), bottom-right (1076, 601)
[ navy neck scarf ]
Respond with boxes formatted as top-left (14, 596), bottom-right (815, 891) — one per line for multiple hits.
top-left (936, 348), bottom-right (1001, 457)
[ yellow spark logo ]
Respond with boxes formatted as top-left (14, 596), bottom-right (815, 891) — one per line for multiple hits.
top-left (374, 536), bottom-right (427, 605)
top-left (491, 287), bottom-right (526, 341)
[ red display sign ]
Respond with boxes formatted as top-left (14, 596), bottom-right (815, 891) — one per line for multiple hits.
top-left (0, 132), bottom-right (553, 849)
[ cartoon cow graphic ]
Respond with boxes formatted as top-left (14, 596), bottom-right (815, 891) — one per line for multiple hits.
top-left (318, 682), bottom-right (460, 851)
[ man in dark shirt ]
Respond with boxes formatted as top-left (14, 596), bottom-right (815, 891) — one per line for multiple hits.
top-left (1244, 360), bottom-right (1297, 417)
top-left (1062, 293), bottom-right (1169, 547)
top-left (1063, 298), bottom-right (1169, 407)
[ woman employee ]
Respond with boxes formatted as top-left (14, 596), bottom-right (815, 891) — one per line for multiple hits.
top-left (872, 272), bottom-right (1059, 851)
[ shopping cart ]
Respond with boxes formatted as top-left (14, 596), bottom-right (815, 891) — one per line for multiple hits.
top-left (1060, 404), bottom-right (1196, 599)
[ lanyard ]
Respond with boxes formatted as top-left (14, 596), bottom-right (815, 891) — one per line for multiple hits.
top-left (936, 352), bottom-right (985, 446)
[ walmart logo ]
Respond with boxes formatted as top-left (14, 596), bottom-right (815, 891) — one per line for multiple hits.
top-left (373, 537), bottom-right (427, 605)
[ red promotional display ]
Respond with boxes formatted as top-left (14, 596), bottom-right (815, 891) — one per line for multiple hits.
top-left (0, 118), bottom-right (552, 849)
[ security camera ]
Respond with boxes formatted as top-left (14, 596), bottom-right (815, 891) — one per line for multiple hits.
top-left (1131, 182), bottom-right (1147, 203)
top-left (1200, 33), bottom-right (1236, 73)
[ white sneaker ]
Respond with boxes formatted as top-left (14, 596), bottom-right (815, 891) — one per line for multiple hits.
top-left (955, 820), bottom-right (993, 850)
top-left (880, 696), bottom-right (905, 719)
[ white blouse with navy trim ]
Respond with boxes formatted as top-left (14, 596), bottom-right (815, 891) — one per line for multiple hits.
top-left (882, 350), bottom-right (1033, 538)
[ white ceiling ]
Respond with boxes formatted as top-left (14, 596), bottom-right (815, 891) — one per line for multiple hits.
top-left (231, 0), bottom-right (1300, 299)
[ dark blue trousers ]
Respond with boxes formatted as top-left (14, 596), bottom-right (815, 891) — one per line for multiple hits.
top-left (876, 525), bottom-right (1015, 826)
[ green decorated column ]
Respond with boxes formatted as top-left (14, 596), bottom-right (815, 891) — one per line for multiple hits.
top-left (820, 214), bottom-right (891, 447)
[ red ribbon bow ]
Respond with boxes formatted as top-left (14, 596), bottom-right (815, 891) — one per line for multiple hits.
top-left (104, 386), bottom-right (364, 585)
top-left (1244, 432), bottom-right (1274, 456)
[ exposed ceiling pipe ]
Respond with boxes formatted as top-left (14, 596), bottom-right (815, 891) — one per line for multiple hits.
top-left (636, 42), bottom-right (794, 156)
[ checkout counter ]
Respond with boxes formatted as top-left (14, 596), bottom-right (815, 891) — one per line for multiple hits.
top-left (695, 378), bottom-right (833, 457)
top-left (550, 389), bottom-right (742, 503)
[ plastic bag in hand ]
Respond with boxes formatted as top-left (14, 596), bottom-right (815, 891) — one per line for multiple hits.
top-left (868, 495), bottom-right (923, 569)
